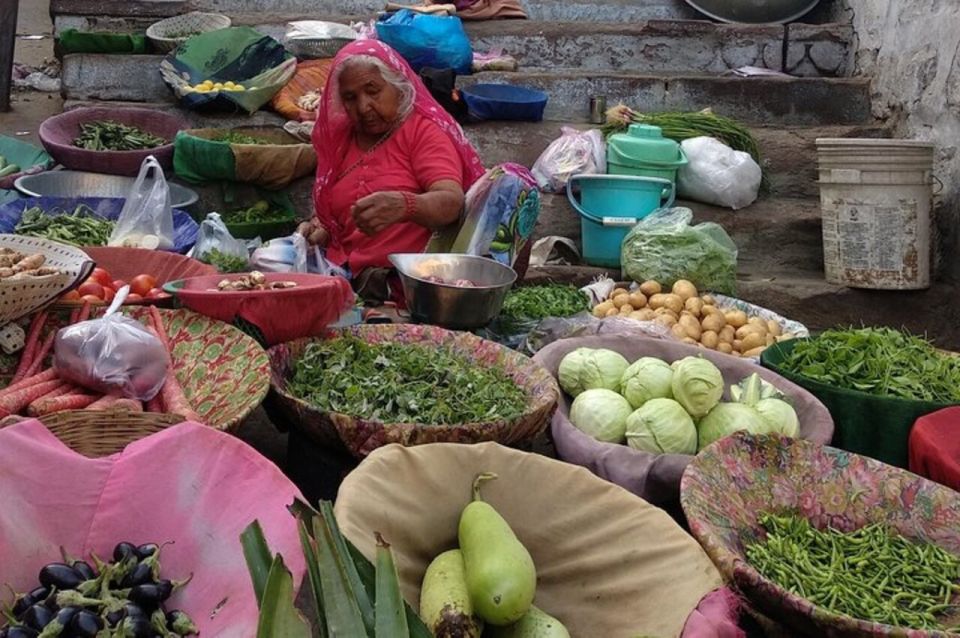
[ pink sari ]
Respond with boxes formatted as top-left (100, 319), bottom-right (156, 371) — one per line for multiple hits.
top-left (311, 40), bottom-right (486, 238)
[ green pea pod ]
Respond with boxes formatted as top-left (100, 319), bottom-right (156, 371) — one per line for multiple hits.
top-left (374, 533), bottom-right (408, 638)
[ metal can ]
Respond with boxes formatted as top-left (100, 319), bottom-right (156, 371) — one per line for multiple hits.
top-left (589, 96), bottom-right (607, 124)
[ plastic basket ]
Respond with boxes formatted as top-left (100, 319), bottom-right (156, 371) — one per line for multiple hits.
top-left (462, 84), bottom-right (548, 122)
top-left (146, 12), bottom-right (232, 53)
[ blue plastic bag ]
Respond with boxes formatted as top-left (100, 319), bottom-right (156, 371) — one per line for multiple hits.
top-left (376, 10), bottom-right (472, 75)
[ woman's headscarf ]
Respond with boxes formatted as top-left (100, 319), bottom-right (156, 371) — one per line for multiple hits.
top-left (311, 40), bottom-right (486, 224)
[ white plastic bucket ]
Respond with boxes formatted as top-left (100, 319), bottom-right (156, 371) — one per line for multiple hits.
top-left (816, 138), bottom-right (935, 290)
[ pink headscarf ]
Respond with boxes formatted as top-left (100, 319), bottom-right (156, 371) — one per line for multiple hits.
top-left (311, 40), bottom-right (485, 226)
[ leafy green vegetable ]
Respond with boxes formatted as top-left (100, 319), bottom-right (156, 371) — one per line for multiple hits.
top-left (15, 204), bottom-right (115, 246)
top-left (214, 130), bottom-right (271, 145)
top-left (779, 327), bottom-right (960, 403)
top-left (696, 402), bottom-right (769, 451)
top-left (500, 284), bottom-right (590, 322)
top-left (620, 357), bottom-right (674, 408)
top-left (754, 398), bottom-right (799, 438)
top-left (201, 248), bottom-right (249, 273)
top-left (289, 336), bottom-right (528, 425)
top-left (73, 120), bottom-right (167, 151)
top-left (671, 356), bottom-right (724, 418)
top-left (557, 347), bottom-right (628, 397)
top-left (221, 200), bottom-right (295, 224)
top-left (568, 388), bottom-right (633, 443)
top-left (624, 397), bottom-right (697, 454)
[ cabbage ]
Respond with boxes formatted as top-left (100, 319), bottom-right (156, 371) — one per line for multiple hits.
top-left (620, 357), bottom-right (674, 408)
top-left (624, 398), bottom-right (697, 455)
top-left (671, 356), bottom-right (724, 418)
top-left (697, 402), bottom-right (770, 451)
top-left (569, 388), bottom-right (633, 443)
top-left (755, 398), bottom-right (799, 438)
top-left (558, 348), bottom-right (629, 397)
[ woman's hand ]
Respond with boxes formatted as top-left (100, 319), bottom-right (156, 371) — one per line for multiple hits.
top-left (351, 191), bottom-right (406, 236)
top-left (298, 219), bottom-right (331, 247)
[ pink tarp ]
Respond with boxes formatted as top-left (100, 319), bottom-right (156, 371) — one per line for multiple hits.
top-left (0, 420), bottom-right (305, 637)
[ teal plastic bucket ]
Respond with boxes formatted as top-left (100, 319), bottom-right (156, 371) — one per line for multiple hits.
top-left (567, 174), bottom-right (675, 268)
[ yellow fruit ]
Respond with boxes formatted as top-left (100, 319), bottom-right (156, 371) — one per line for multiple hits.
top-left (233, 85), bottom-right (246, 92)
top-left (213, 82), bottom-right (224, 90)
top-left (224, 81), bottom-right (236, 88)
top-left (194, 87), bottom-right (210, 93)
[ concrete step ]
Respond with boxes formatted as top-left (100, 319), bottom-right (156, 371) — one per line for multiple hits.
top-left (52, 14), bottom-right (853, 78)
top-left (60, 54), bottom-right (872, 125)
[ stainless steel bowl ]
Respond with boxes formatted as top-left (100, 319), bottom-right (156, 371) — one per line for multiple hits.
top-left (15, 170), bottom-right (199, 210)
top-left (389, 253), bottom-right (517, 331)
top-left (685, 0), bottom-right (820, 24)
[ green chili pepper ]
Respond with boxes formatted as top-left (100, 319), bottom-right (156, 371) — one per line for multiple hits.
top-left (73, 120), bottom-right (166, 151)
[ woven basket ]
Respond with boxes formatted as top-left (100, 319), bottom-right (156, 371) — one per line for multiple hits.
top-left (285, 37), bottom-right (354, 60)
top-left (146, 12), bottom-right (232, 53)
top-left (0, 235), bottom-right (94, 326)
top-left (0, 409), bottom-right (184, 458)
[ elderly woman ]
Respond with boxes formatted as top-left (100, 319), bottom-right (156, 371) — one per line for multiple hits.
top-left (300, 40), bottom-right (539, 301)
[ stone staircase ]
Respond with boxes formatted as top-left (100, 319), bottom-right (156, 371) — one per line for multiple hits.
top-left (50, 0), bottom-right (960, 346)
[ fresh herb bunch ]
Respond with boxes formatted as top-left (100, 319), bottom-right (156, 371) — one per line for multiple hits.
top-left (213, 131), bottom-right (270, 145)
top-left (221, 201), bottom-right (295, 224)
top-left (201, 248), bottom-right (248, 273)
top-left (747, 513), bottom-right (960, 631)
top-left (15, 205), bottom-right (115, 246)
top-left (289, 336), bottom-right (528, 424)
top-left (780, 327), bottom-right (960, 403)
top-left (73, 120), bottom-right (167, 151)
top-left (500, 284), bottom-right (591, 322)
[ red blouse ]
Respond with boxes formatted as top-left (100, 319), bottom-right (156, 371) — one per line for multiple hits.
top-left (321, 112), bottom-right (465, 273)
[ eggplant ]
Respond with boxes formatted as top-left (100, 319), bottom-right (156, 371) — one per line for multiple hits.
top-left (68, 610), bottom-right (103, 638)
top-left (166, 609), bottom-right (199, 635)
top-left (70, 561), bottom-right (96, 581)
top-left (113, 542), bottom-right (137, 563)
top-left (55, 606), bottom-right (79, 626)
top-left (22, 604), bottom-right (54, 630)
top-left (128, 581), bottom-right (171, 610)
top-left (134, 543), bottom-right (158, 561)
top-left (38, 563), bottom-right (83, 591)
top-left (120, 616), bottom-right (153, 638)
top-left (6, 628), bottom-right (39, 638)
top-left (122, 602), bottom-right (148, 620)
top-left (11, 587), bottom-right (49, 617)
top-left (121, 562), bottom-right (154, 589)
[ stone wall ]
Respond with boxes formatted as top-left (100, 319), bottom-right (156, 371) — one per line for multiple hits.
top-left (845, 0), bottom-right (960, 279)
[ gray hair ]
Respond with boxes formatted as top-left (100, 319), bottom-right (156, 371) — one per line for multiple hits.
top-left (337, 55), bottom-right (415, 120)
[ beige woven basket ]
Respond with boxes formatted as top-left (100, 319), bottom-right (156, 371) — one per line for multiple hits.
top-left (147, 12), bottom-right (232, 53)
top-left (0, 235), bottom-right (93, 326)
top-left (0, 409), bottom-right (185, 458)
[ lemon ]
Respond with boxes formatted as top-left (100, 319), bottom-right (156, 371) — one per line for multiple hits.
top-left (200, 80), bottom-right (214, 88)
top-left (224, 81), bottom-right (236, 88)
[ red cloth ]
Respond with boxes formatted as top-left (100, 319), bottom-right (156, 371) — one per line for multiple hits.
top-left (681, 588), bottom-right (746, 638)
top-left (325, 112), bottom-right (464, 272)
top-left (909, 406), bottom-right (960, 490)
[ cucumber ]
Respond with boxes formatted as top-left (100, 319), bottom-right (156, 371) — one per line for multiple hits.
top-left (420, 549), bottom-right (483, 638)
top-left (485, 606), bottom-right (570, 638)
top-left (459, 473), bottom-right (536, 626)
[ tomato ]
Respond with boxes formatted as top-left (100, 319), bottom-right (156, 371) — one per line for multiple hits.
top-left (90, 267), bottom-right (113, 288)
top-left (102, 287), bottom-right (116, 303)
top-left (145, 287), bottom-right (166, 299)
top-left (112, 279), bottom-right (127, 291)
top-left (125, 293), bottom-right (144, 303)
top-left (130, 274), bottom-right (158, 297)
top-left (61, 290), bottom-right (81, 302)
top-left (77, 281), bottom-right (105, 299)
top-left (80, 294), bottom-right (103, 304)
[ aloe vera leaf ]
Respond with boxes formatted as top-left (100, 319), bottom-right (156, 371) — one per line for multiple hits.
top-left (298, 518), bottom-right (328, 638)
top-left (319, 501), bottom-right (376, 633)
top-left (374, 533), bottom-right (409, 638)
top-left (241, 520), bottom-right (273, 608)
top-left (256, 554), bottom-right (312, 638)
top-left (313, 513), bottom-right (371, 637)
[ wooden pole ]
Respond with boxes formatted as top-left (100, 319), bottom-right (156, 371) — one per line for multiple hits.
top-left (0, 0), bottom-right (18, 112)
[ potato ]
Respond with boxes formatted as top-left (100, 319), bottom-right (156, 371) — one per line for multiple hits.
top-left (654, 307), bottom-right (679, 320)
top-left (740, 332), bottom-right (766, 352)
top-left (671, 324), bottom-right (688, 340)
top-left (639, 280), bottom-right (662, 297)
top-left (748, 316), bottom-right (768, 329)
top-left (593, 300), bottom-right (614, 318)
top-left (724, 310), bottom-right (748, 329)
top-left (605, 307), bottom-right (619, 318)
top-left (701, 313), bottom-right (726, 334)
top-left (613, 293), bottom-right (631, 309)
top-left (654, 314), bottom-right (677, 328)
top-left (729, 350), bottom-right (742, 358)
top-left (629, 292), bottom-right (647, 309)
top-left (736, 324), bottom-right (766, 340)
top-left (716, 341), bottom-right (733, 354)
top-left (733, 339), bottom-right (743, 352)
top-left (636, 308), bottom-right (656, 321)
top-left (701, 304), bottom-right (721, 316)
top-left (742, 346), bottom-right (767, 358)
top-left (648, 293), bottom-right (667, 310)
top-left (682, 337), bottom-right (699, 346)
top-left (619, 303), bottom-right (635, 314)
top-left (672, 279), bottom-right (698, 301)
top-left (767, 320), bottom-right (782, 337)
top-left (628, 310), bottom-right (647, 321)
top-left (684, 297), bottom-right (704, 318)
top-left (678, 314), bottom-right (702, 341)
top-left (700, 330), bottom-right (719, 349)
top-left (611, 287), bottom-right (630, 300)
top-left (661, 294), bottom-right (684, 315)
top-left (701, 294), bottom-right (717, 306)
top-left (719, 325), bottom-right (736, 344)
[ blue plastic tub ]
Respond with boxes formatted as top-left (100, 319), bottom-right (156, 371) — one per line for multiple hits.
top-left (567, 175), bottom-right (675, 268)
top-left (0, 196), bottom-right (199, 253)
top-left (462, 84), bottom-right (548, 122)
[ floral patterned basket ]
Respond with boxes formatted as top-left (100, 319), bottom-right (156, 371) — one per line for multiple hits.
top-left (680, 432), bottom-right (960, 637)
top-left (268, 324), bottom-right (560, 457)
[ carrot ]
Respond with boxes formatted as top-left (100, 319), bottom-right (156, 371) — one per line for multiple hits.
top-left (25, 383), bottom-right (76, 412)
top-left (148, 306), bottom-right (171, 350)
top-left (28, 393), bottom-right (99, 416)
top-left (146, 321), bottom-right (200, 422)
top-left (23, 332), bottom-right (55, 379)
top-left (78, 301), bottom-right (93, 323)
top-left (86, 395), bottom-right (122, 410)
top-left (12, 312), bottom-right (47, 383)
top-left (0, 379), bottom-right (65, 417)
top-left (0, 368), bottom-right (58, 399)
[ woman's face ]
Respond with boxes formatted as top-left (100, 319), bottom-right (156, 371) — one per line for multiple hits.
top-left (338, 62), bottom-right (402, 137)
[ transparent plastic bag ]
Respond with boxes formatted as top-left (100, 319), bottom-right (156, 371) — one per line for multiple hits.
top-left (250, 233), bottom-right (350, 278)
top-left (190, 213), bottom-right (249, 265)
top-left (108, 156), bottom-right (175, 250)
top-left (532, 127), bottom-right (606, 193)
top-left (53, 288), bottom-right (170, 400)
top-left (677, 137), bottom-right (761, 210)
top-left (621, 207), bottom-right (738, 295)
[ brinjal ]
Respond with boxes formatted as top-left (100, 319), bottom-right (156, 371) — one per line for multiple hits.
top-left (22, 603), bottom-right (54, 630)
top-left (166, 610), bottom-right (199, 635)
top-left (122, 602), bottom-right (148, 620)
top-left (55, 606), bottom-right (79, 625)
top-left (113, 542), bottom-right (137, 563)
top-left (38, 563), bottom-right (83, 590)
top-left (68, 610), bottom-right (103, 638)
top-left (5, 628), bottom-right (39, 638)
top-left (11, 587), bottom-right (49, 617)
top-left (127, 581), bottom-right (171, 610)
top-left (120, 616), bottom-right (153, 638)
top-left (71, 560), bottom-right (96, 581)
top-left (121, 562), bottom-right (154, 588)
top-left (134, 543), bottom-right (158, 561)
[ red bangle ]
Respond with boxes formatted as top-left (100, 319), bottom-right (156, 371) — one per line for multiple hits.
top-left (402, 192), bottom-right (417, 218)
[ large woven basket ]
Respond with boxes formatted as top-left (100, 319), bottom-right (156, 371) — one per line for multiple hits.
top-left (0, 410), bottom-right (184, 457)
top-left (0, 234), bottom-right (93, 326)
top-left (268, 324), bottom-right (560, 456)
top-left (285, 37), bottom-right (354, 59)
top-left (146, 12), bottom-right (232, 53)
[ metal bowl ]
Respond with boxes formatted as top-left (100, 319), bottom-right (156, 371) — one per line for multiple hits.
top-left (389, 253), bottom-right (517, 331)
top-left (15, 170), bottom-right (199, 210)
top-left (684, 0), bottom-right (820, 24)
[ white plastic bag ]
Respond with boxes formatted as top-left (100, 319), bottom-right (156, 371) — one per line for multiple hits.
top-left (286, 20), bottom-right (359, 41)
top-left (190, 213), bottom-right (249, 266)
top-left (53, 288), bottom-right (170, 400)
top-left (250, 233), bottom-right (350, 278)
top-left (108, 156), bottom-right (176, 249)
top-left (532, 128), bottom-right (606, 193)
top-left (677, 137), bottom-right (762, 210)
